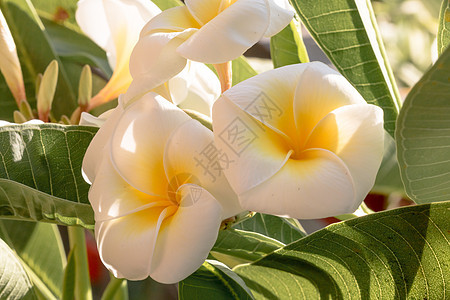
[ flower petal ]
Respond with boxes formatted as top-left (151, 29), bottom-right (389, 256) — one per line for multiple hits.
top-left (82, 99), bottom-right (124, 183)
top-left (141, 6), bottom-right (200, 36)
top-left (176, 0), bottom-right (270, 64)
top-left (150, 184), bottom-right (222, 283)
top-left (212, 95), bottom-right (292, 196)
top-left (264, 0), bottom-right (294, 37)
top-left (293, 62), bottom-right (366, 145)
top-left (240, 149), bottom-right (356, 219)
top-left (89, 156), bottom-right (171, 223)
top-left (164, 119), bottom-right (242, 218)
top-left (222, 63), bottom-right (311, 145)
top-left (126, 30), bottom-right (195, 101)
top-left (305, 104), bottom-right (384, 203)
top-left (95, 204), bottom-right (175, 280)
top-left (109, 93), bottom-right (190, 196)
top-left (185, 0), bottom-right (224, 25)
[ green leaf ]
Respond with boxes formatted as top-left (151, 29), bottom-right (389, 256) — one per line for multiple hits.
top-left (179, 260), bottom-right (254, 300)
top-left (372, 132), bottom-right (405, 196)
top-left (234, 201), bottom-right (450, 299)
top-left (290, 0), bottom-right (401, 136)
top-left (0, 0), bottom-right (77, 118)
top-left (396, 47), bottom-right (450, 204)
top-left (270, 20), bottom-right (309, 68)
top-left (438, 0), bottom-right (450, 55)
top-left (30, 0), bottom-right (79, 28)
top-left (211, 229), bottom-right (284, 268)
top-left (0, 179), bottom-right (94, 228)
top-left (0, 237), bottom-right (36, 299)
top-left (0, 220), bottom-right (65, 299)
top-left (232, 57), bottom-right (258, 86)
top-left (234, 213), bottom-right (306, 244)
top-left (42, 17), bottom-right (112, 77)
top-left (151, 0), bottom-right (183, 10)
top-left (62, 248), bottom-right (76, 300)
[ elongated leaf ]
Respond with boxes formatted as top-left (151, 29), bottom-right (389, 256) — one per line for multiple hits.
top-left (0, 237), bottom-right (36, 299)
top-left (179, 260), bottom-right (254, 300)
top-left (151, 0), bottom-right (183, 10)
top-left (438, 0), bottom-right (450, 55)
top-left (62, 248), bottom-right (76, 300)
top-left (30, 0), bottom-right (79, 28)
top-left (232, 57), bottom-right (258, 85)
top-left (372, 132), bottom-right (405, 196)
top-left (42, 18), bottom-right (112, 77)
top-left (270, 20), bottom-right (309, 68)
top-left (396, 47), bottom-right (450, 204)
top-left (0, 179), bottom-right (94, 227)
top-left (211, 229), bottom-right (284, 268)
top-left (234, 213), bottom-right (306, 244)
top-left (0, 220), bottom-right (65, 299)
top-left (0, 0), bottom-right (77, 118)
top-left (290, 0), bottom-right (401, 136)
top-left (234, 201), bottom-right (450, 299)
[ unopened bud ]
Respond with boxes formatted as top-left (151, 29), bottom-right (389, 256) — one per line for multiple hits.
top-left (37, 60), bottom-right (58, 121)
top-left (78, 65), bottom-right (92, 109)
top-left (18, 99), bottom-right (34, 120)
top-left (13, 111), bottom-right (27, 124)
top-left (0, 9), bottom-right (26, 106)
top-left (35, 73), bottom-right (43, 96)
top-left (60, 115), bottom-right (71, 125)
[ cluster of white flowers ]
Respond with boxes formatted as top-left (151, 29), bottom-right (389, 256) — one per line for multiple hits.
top-left (77, 0), bottom-right (384, 283)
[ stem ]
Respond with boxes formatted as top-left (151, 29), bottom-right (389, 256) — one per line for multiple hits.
top-left (101, 275), bottom-right (127, 300)
top-left (213, 61), bottom-right (232, 93)
top-left (68, 226), bottom-right (93, 300)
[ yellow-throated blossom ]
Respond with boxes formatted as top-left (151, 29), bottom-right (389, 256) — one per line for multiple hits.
top-left (127, 0), bottom-right (294, 94)
top-left (82, 92), bottom-right (241, 283)
top-left (212, 62), bottom-right (384, 219)
top-left (0, 9), bottom-right (26, 106)
top-left (76, 0), bottom-right (161, 109)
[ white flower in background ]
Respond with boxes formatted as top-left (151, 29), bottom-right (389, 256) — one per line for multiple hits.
top-left (127, 0), bottom-right (294, 95)
top-left (76, 0), bottom-right (161, 109)
top-left (0, 9), bottom-right (26, 106)
top-left (82, 92), bottom-right (241, 283)
top-left (212, 62), bottom-right (384, 219)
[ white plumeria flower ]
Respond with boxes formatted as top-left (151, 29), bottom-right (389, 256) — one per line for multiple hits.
top-left (212, 62), bottom-right (385, 219)
top-left (82, 92), bottom-right (241, 283)
top-left (76, 0), bottom-right (161, 109)
top-left (128, 0), bottom-right (294, 95)
top-left (0, 9), bottom-right (26, 106)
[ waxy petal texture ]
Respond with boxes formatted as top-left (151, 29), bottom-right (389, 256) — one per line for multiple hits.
top-left (212, 62), bottom-right (384, 219)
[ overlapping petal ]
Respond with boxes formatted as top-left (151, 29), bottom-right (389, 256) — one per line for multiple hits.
top-left (212, 62), bottom-right (384, 219)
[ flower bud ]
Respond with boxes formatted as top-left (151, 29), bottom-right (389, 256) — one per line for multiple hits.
top-left (37, 60), bottom-right (59, 121)
top-left (0, 9), bottom-right (26, 106)
top-left (18, 99), bottom-right (34, 121)
top-left (78, 65), bottom-right (92, 109)
top-left (13, 111), bottom-right (27, 124)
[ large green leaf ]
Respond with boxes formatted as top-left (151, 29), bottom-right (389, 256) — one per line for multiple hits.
top-left (0, 220), bottom-right (65, 299)
top-left (290, 0), bottom-right (401, 136)
top-left (438, 0), bottom-right (450, 55)
top-left (30, 0), bottom-right (79, 28)
top-left (0, 179), bottom-right (94, 228)
top-left (151, 0), bottom-right (183, 10)
top-left (210, 229), bottom-right (284, 268)
top-left (372, 132), bottom-right (405, 196)
top-left (270, 20), bottom-right (309, 68)
top-left (0, 124), bottom-right (96, 227)
top-left (0, 0), bottom-right (77, 118)
top-left (179, 260), bottom-right (254, 300)
top-left (396, 47), bottom-right (450, 204)
top-left (232, 57), bottom-right (258, 85)
top-left (234, 213), bottom-right (306, 244)
top-left (0, 237), bottom-right (36, 299)
top-left (234, 201), bottom-right (450, 299)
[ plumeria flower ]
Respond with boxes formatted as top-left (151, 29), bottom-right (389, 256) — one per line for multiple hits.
top-left (82, 92), bottom-right (241, 283)
top-left (212, 62), bottom-right (384, 219)
top-left (76, 0), bottom-right (161, 109)
top-left (128, 0), bottom-right (294, 94)
top-left (0, 9), bottom-right (26, 106)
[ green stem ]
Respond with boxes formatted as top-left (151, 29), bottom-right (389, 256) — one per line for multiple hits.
top-left (68, 226), bottom-right (92, 300)
top-left (101, 276), bottom-right (127, 300)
